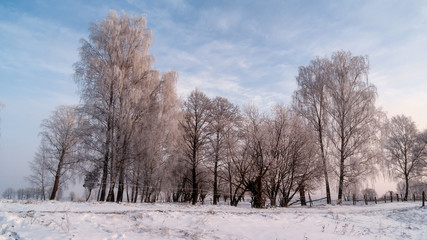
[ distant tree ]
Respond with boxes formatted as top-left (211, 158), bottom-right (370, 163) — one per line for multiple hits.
top-left (385, 115), bottom-right (427, 201)
top-left (69, 191), bottom-right (76, 201)
top-left (361, 188), bottom-right (377, 200)
top-left (27, 140), bottom-right (51, 200)
top-left (2, 187), bottom-right (15, 199)
top-left (396, 181), bottom-right (406, 196)
top-left (180, 89), bottom-right (212, 205)
top-left (16, 188), bottom-right (25, 200)
top-left (342, 176), bottom-right (361, 201)
top-left (83, 168), bottom-right (99, 201)
top-left (407, 180), bottom-right (427, 196)
top-left (40, 105), bottom-right (81, 200)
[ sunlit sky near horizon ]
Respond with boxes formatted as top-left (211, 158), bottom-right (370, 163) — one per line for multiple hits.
top-left (1, 0), bottom-right (426, 196)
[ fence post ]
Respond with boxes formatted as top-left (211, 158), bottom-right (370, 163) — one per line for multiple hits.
top-left (413, 193), bottom-right (415, 202)
top-left (364, 195), bottom-right (368, 205)
top-left (353, 194), bottom-right (356, 205)
top-left (396, 194), bottom-right (399, 202)
top-left (375, 196), bottom-right (377, 204)
top-left (390, 192), bottom-right (393, 203)
top-left (384, 194), bottom-right (386, 203)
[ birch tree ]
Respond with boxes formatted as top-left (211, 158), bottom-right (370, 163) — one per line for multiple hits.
top-left (74, 11), bottom-right (179, 202)
top-left (40, 106), bottom-right (81, 200)
top-left (27, 140), bottom-right (51, 200)
top-left (327, 51), bottom-right (379, 202)
top-left (385, 115), bottom-right (427, 200)
top-left (294, 57), bottom-right (332, 204)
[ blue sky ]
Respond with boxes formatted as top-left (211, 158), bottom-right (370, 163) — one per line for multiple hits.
top-left (1, 0), bottom-right (426, 194)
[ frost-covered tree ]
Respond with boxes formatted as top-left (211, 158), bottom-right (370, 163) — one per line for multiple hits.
top-left (206, 96), bottom-right (240, 204)
top-left (294, 51), bottom-right (381, 203)
top-left (83, 168), bottom-right (100, 201)
top-left (361, 188), bottom-right (377, 200)
top-left (27, 140), bottom-right (51, 200)
top-left (294, 57), bottom-right (332, 204)
top-left (241, 105), bottom-right (272, 208)
top-left (327, 51), bottom-right (380, 202)
top-left (40, 105), bottom-right (81, 200)
top-left (263, 106), bottom-right (320, 207)
top-left (74, 10), bottom-right (179, 202)
top-left (180, 89), bottom-right (212, 205)
top-left (385, 115), bottom-right (427, 201)
top-left (221, 112), bottom-right (247, 207)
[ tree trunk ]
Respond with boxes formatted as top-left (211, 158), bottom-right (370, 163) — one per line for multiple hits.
top-left (116, 138), bottom-right (128, 203)
top-left (270, 196), bottom-right (277, 207)
top-left (404, 174), bottom-right (409, 201)
top-left (86, 189), bottom-right (92, 201)
top-left (99, 82), bottom-right (114, 202)
top-left (50, 150), bottom-right (65, 200)
top-left (299, 185), bottom-right (306, 206)
top-left (133, 178), bottom-right (139, 203)
top-left (337, 156), bottom-right (345, 201)
top-left (252, 177), bottom-right (264, 208)
top-left (318, 116), bottom-right (331, 204)
top-left (116, 163), bottom-right (125, 202)
top-left (191, 163), bottom-right (198, 205)
top-left (213, 159), bottom-right (218, 205)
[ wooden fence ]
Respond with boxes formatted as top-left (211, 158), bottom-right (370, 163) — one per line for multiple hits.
top-left (349, 191), bottom-right (426, 207)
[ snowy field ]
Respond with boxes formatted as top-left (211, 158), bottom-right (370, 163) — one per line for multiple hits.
top-left (0, 199), bottom-right (425, 240)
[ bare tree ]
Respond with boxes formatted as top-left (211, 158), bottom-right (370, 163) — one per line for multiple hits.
top-left (206, 96), bottom-right (240, 204)
top-left (270, 109), bottom-right (319, 207)
top-left (27, 140), bottom-right (51, 200)
top-left (180, 89), bottom-right (212, 205)
top-left (40, 105), bottom-right (81, 200)
top-left (83, 168), bottom-right (100, 201)
top-left (361, 188), bottom-right (377, 200)
top-left (385, 115), bottom-right (427, 200)
top-left (326, 51), bottom-right (379, 202)
top-left (294, 57), bottom-right (332, 204)
top-left (241, 105), bottom-right (272, 208)
top-left (221, 113), bottom-right (247, 207)
top-left (264, 105), bottom-right (294, 207)
top-left (2, 187), bottom-right (15, 199)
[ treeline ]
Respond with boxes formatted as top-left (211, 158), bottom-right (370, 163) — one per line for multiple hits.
top-left (2, 187), bottom-right (45, 200)
top-left (23, 11), bottom-right (427, 207)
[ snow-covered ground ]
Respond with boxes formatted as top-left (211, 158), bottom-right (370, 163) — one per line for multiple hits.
top-left (0, 199), bottom-right (425, 240)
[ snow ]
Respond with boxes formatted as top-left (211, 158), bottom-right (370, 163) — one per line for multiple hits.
top-left (0, 200), bottom-right (426, 240)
